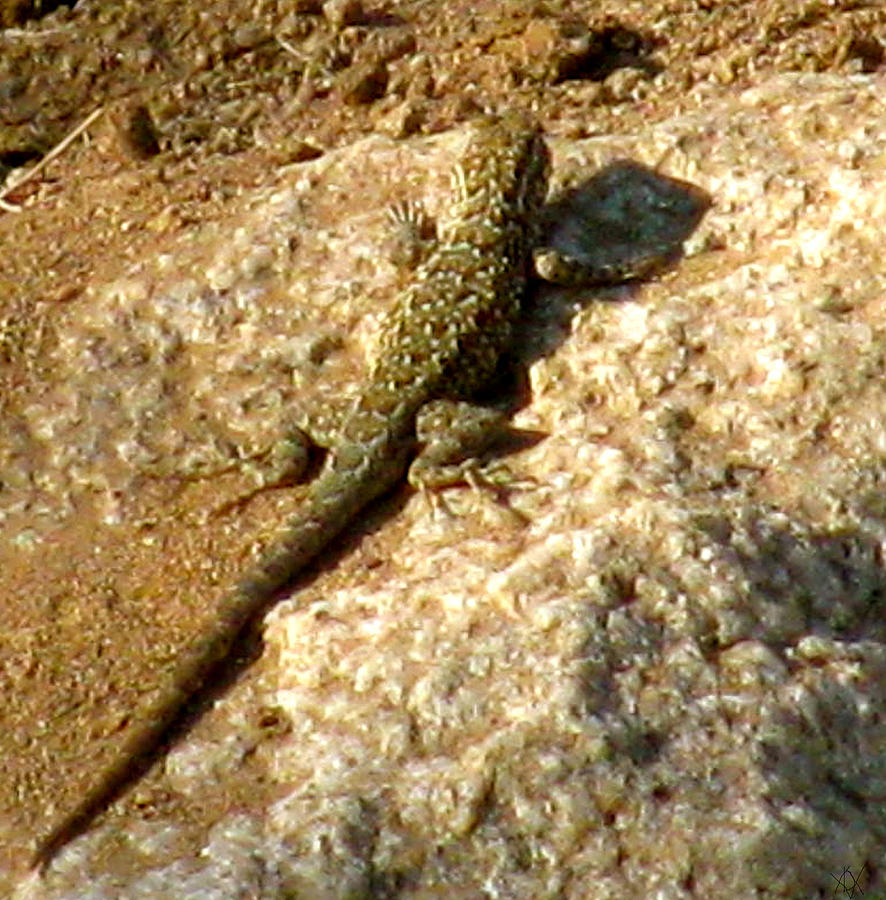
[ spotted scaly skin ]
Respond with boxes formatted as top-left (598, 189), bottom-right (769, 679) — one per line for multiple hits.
top-left (34, 111), bottom-right (551, 868)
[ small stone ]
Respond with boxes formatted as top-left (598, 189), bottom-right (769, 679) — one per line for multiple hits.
top-left (322, 0), bottom-right (363, 30)
top-left (279, 137), bottom-right (325, 164)
top-left (376, 99), bottom-right (426, 139)
top-left (388, 53), bottom-right (435, 100)
top-left (602, 66), bottom-right (647, 102)
top-left (123, 104), bottom-right (162, 159)
top-left (338, 57), bottom-right (388, 105)
top-left (231, 24), bottom-right (268, 52)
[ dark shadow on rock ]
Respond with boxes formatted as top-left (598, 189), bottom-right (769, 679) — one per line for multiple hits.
top-left (541, 160), bottom-right (711, 285)
top-left (570, 502), bottom-right (886, 895)
top-left (696, 512), bottom-right (886, 646)
top-left (519, 158), bottom-right (711, 361)
top-left (723, 514), bottom-right (886, 895)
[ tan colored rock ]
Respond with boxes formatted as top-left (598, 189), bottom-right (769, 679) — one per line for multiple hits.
top-left (13, 70), bottom-right (886, 898)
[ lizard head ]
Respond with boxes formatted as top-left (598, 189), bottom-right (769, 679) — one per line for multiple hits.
top-left (442, 111), bottom-right (550, 248)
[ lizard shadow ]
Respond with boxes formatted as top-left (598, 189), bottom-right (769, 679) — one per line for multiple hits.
top-left (513, 159), bottom-right (711, 395)
top-left (541, 158), bottom-right (710, 287)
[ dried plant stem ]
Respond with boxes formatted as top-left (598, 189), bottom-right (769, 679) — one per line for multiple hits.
top-left (0, 106), bottom-right (104, 211)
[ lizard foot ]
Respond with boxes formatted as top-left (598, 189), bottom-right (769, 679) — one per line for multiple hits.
top-left (408, 399), bottom-right (534, 521)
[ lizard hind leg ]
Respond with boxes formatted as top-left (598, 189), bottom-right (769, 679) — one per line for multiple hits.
top-left (235, 395), bottom-right (353, 494)
top-left (408, 399), bottom-right (529, 518)
top-left (208, 396), bottom-right (354, 517)
top-left (207, 428), bottom-right (314, 517)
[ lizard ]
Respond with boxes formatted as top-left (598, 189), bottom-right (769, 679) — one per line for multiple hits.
top-left (33, 109), bottom-right (666, 870)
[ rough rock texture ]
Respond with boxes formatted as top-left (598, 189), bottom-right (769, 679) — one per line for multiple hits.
top-left (7, 70), bottom-right (885, 898)
top-left (4, 0), bottom-right (886, 896)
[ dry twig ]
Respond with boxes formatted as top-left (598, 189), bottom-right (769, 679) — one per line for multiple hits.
top-left (0, 106), bottom-right (104, 211)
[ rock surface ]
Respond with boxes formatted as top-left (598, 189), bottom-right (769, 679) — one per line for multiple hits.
top-left (2, 2), bottom-right (886, 898)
